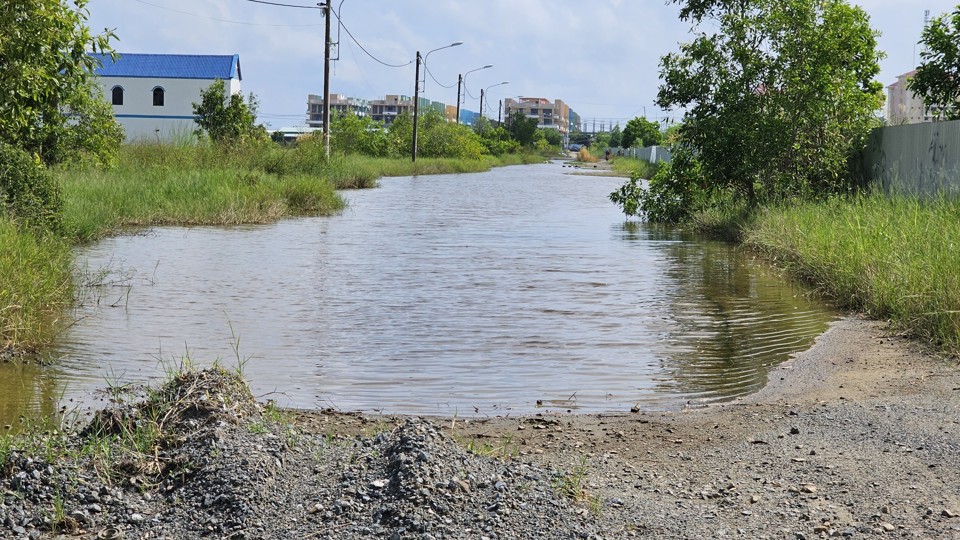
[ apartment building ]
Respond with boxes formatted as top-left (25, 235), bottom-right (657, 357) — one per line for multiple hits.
top-left (887, 70), bottom-right (935, 125)
top-left (502, 97), bottom-right (574, 136)
top-left (305, 93), bottom-right (480, 127)
top-left (367, 95), bottom-right (414, 125)
top-left (306, 93), bottom-right (369, 129)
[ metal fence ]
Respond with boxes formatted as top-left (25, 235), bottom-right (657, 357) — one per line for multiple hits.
top-left (606, 145), bottom-right (672, 164)
top-left (861, 120), bottom-right (960, 197)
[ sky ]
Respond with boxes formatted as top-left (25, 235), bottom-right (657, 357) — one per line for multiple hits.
top-left (86, 0), bottom-right (959, 130)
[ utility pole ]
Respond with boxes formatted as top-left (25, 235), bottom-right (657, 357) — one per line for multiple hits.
top-left (322, 1), bottom-right (332, 159)
top-left (498, 99), bottom-right (502, 124)
top-left (479, 88), bottom-right (484, 119)
top-left (455, 74), bottom-right (462, 125)
top-left (412, 51), bottom-right (421, 162)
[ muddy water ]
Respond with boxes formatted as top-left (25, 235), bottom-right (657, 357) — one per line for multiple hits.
top-left (0, 162), bottom-right (835, 424)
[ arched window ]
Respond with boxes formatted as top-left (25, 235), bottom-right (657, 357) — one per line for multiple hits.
top-left (152, 87), bottom-right (165, 107)
top-left (111, 86), bottom-right (124, 106)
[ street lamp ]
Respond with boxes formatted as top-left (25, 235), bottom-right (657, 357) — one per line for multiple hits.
top-left (457, 64), bottom-right (492, 125)
top-left (480, 81), bottom-right (509, 119)
top-left (412, 41), bottom-right (462, 162)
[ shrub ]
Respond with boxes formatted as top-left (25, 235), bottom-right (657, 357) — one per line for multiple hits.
top-left (0, 143), bottom-right (63, 232)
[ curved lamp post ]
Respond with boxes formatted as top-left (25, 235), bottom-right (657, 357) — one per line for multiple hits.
top-left (412, 41), bottom-right (462, 162)
top-left (457, 64), bottom-right (492, 125)
top-left (480, 81), bottom-right (509, 119)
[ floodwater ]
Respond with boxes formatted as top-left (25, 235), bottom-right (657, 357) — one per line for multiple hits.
top-left (0, 162), bottom-right (836, 425)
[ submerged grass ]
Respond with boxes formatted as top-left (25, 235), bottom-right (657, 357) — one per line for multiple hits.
top-left (743, 194), bottom-right (960, 354)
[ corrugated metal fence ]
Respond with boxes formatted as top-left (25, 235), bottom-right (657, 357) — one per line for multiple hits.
top-left (861, 120), bottom-right (960, 196)
top-left (606, 145), bottom-right (672, 164)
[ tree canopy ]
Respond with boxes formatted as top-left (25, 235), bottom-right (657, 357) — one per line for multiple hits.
top-left (0, 0), bottom-right (123, 165)
top-left (621, 117), bottom-right (662, 148)
top-left (192, 80), bottom-right (266, 143)
top-left (656, 0), bottom-right (884, 204)
top-left (907, 6), bottom-right (960, 120)
top-left (505, 112), bottom-right (538, 147)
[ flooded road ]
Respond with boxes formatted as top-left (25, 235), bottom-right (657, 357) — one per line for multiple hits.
top-left (1, 162), bottom-right (835, 423)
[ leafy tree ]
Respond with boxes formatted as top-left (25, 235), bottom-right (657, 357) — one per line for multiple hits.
top-left (592, 131), bottom-right (611, 149)
top-left (0, 0), bottom-right (122, 166)
top-left (330, 113), bottom-right (389, 157)
top-left (621, 116), bottom-right (662, 148)
top-left (608, 125), bottom-right (623, 147)
top-left (907, 6), bottom-right (960, 120)
top-left (505, 112), bottom-right (538, 147)
top-left (539, 128), bottom-right (563, 148)
top-left (657, 0), bottom-right (884, 205)
top-left (417, 110), bottom-right (485, 159)
top-left (387, 111), bottom-right (413, 157)
top-left (474, 119), bottom-right (520, 155)
top-left (193, 79), bottom-right (266, 142)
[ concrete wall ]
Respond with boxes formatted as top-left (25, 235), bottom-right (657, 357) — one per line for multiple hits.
top-left (607, 145), bottom-right (672, 164)
top-left (861, 120), bottom-right (960, 197)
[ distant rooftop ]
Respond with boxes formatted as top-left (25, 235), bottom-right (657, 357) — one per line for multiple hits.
top-left (89, 53), bottom-right (241, 81)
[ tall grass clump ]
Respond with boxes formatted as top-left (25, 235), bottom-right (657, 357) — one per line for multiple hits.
top-left (744, 194), bottom-right (960, 353)
top-left (0, 218), bottom-right (73, 351)
top-left (612, 157), bottom-right (661, 180)
top-left (577, 148), bottom-right (598, 163)
top-left (59, 142), bottom-right (344, 242)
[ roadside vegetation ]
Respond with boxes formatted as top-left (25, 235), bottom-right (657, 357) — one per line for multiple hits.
top-left (744, 196), bottom-right (960, 353)
top-left (605, 0), bottom-right (960, 355)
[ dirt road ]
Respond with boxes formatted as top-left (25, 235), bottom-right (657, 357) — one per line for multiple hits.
top-left (297, 316), bottom-right (960, 538)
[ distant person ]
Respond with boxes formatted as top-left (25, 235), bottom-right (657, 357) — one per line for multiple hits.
top-left (605, 149), bottom-right (611, 161)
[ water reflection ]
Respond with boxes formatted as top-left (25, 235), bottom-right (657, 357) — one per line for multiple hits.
top-left (1, 163), bottom-right (835, 423)
top-left (0, 362), bottom-right (66, 431)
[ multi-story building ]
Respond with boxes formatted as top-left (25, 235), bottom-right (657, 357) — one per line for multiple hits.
top-left (502, 97), bottom-right (576, 138)
top-left (90, 52), bottom-right (242, 142)
top-left (887, 70), bottom-right (936, 125)
top-left (369, 95), bottom-right (415, 125)
top-left (306, 93), bottom-right (474, 127)
top-left (306, 93), bottom-right (369, 128)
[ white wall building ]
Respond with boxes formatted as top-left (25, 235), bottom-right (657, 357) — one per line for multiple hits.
top-left (887, 70), bottom-right (935, 125)
top-left (90, 53), bottom-right (242, 142)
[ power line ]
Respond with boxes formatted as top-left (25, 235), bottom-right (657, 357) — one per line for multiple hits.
top-left (131, 0), bottom-right (322, 27)
top-left (328, 9), bottom-right (412, 68)
top-left (424, 65), bottom-right (456, 89)
top-left (243, 0), bottom-right (319, 9)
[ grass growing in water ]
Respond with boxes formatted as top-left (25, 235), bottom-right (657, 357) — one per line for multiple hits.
top-left (60, 143), bottom-right (345, 242)
top-left (744, 194), bottom-right (960, 354)
top-left (0, 219), bottom-right (73, 351)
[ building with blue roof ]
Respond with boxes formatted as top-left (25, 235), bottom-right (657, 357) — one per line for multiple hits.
top-left (90, 53), bottom-right (242, 142)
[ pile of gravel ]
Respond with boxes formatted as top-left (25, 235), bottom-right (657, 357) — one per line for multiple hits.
top-left (0, 368), bottom-right (605, 539)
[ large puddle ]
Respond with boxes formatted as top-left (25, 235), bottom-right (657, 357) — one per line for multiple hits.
top-left (1, 162), bottom-right (835, 423)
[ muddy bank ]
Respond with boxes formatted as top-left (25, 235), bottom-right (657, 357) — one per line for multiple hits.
top-left (2, 316), bottom-right (959, 539)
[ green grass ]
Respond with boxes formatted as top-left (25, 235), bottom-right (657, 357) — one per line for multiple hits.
top-left (0, 219), bottom-right (73, 351)
top-left (57, 143), bottom-right (541, 242)
top-left (611, 157), bottom-right (660, 179)
top-left (59, 143), bottom-right (346, 242)
top-left (743, 194), bottom-right (960, 354)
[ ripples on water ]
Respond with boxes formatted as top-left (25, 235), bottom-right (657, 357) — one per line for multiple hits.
top-left (0, 162), bottom-right (835, 423)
